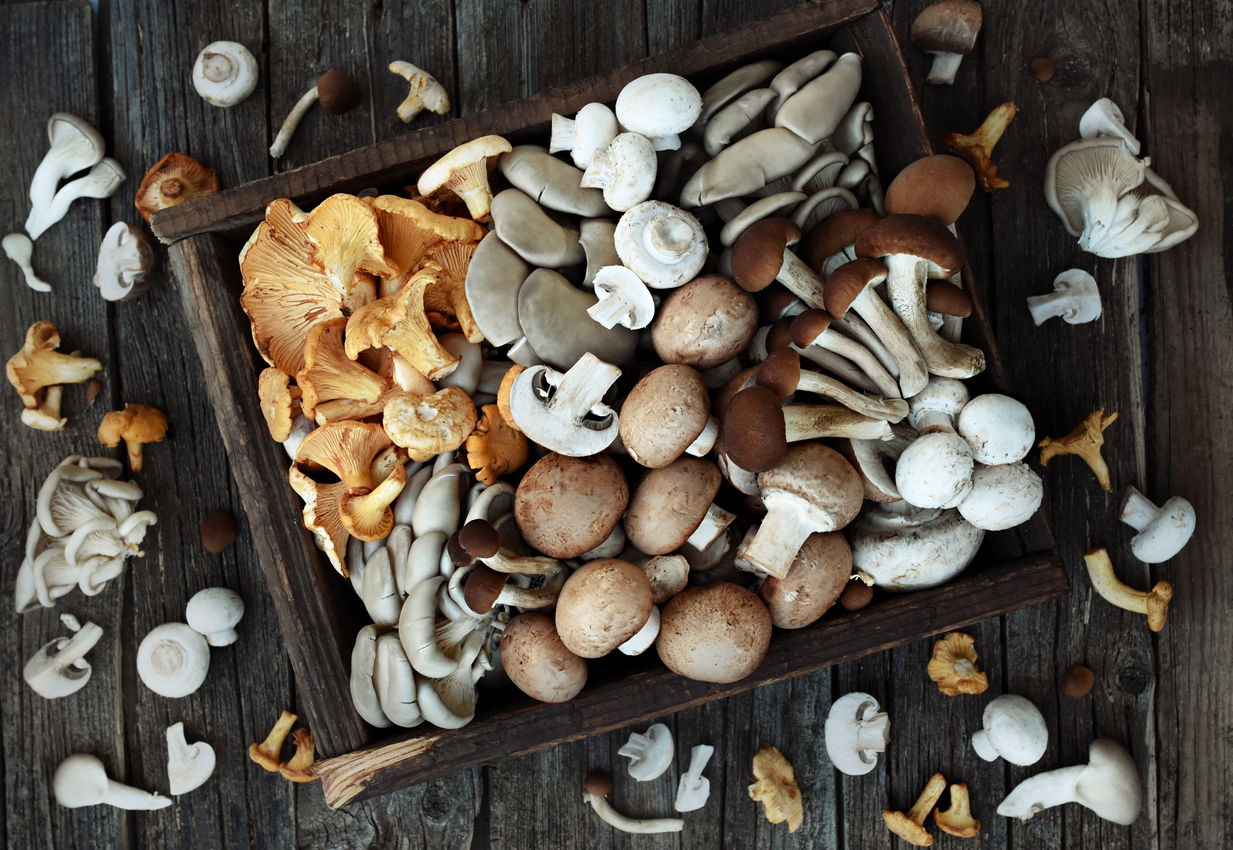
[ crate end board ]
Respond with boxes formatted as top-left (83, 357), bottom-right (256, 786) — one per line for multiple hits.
top-left (313, 551), bottom-right (1069, 808)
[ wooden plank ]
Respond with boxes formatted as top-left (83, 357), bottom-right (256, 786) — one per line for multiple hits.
top-left (1140, 0), bottom-right (1233, 845)
top-left (0, 5), bottom-right (129, 850)
top-left (148, 0), bottom-right (880, 244)
top-left (315, 552), bottom-right (1068, 807)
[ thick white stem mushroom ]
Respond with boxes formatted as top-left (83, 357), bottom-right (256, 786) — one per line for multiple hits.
top-left (166, 722), bottom-right (216, 795)
top-left (885, 254), bottom-right (985, 378)
top-left (1119, 486), bottom-right (1196, 563)
top-left (824, 692), bottom-right (889, 776)
top-left (1027, 269), bottom-right (1102, 326)
top-left (27, 159), bottom-right (126, 241)
top-left (587, 266), bottom-right (656, 330)
top-left (998, 738), bottom-right (1142, 825)
top-left (3, 233), bottom-right (51, 292)
top-left (53, 754), bottom-right (171, 810)
top-left (675, 744), bottom-right (715, 812)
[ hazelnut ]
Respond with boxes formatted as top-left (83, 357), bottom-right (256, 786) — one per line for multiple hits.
top-left (839, 579), bottom-right (874, 611)
top-left (1061, 663), bottom-right (1095, 697)
top-left (201, 510), bottom-right (237, 553)
top-left (1031, 58), bottom-right (1055, 82)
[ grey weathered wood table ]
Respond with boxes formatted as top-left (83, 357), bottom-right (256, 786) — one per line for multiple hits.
top-left (1, 0), bottom-right (1227, 847)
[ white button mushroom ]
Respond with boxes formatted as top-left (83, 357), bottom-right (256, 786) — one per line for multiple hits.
top-left (907, 376), bottom-right (970, 433)
top-left (675, 744), bottom-right (715, 812)
top-left (971, 694), bottom-right (1048, 766)
top-left (1078, 97), bottom-right (1141, 155)
top-left (617, 722), bottom-right (674, 781)
top-left (3, 233), bottom-right (51, 292)
top-left (1119, 486), bottom-right (1196, 562)
top-left (550, 102), bottom-right (619, 170)
top-left (581, 133), bottom-right (658, 212)
top-left (956, 393), bottom-right (1035, 464)
top-left (1027, 269), bottom-right (1102, 326)
top-left (957, 462), bottom-right (1044, 531)
top-left (136, 623), bottom-right (211, 698)
top-left (614, 73), bottom-right (703, 151)
top-left (998, 738), bottom-right (1142, 825)
top-left (185, 587), bottom-right (245, 646)
top-left (850, 501), bottom-right (985, 590)
top-left (894, 431), bottom-right (974, 509)
top-left (614, 200), bottom-right (707, 290)
top-left (94, 222), bottom-right (156, 302)
top-left (24, 621), bottom-right (104, 698)
top-left (192, 41), bottom-right (259, 107)
top-left (507, 354), bottom-right (622, 457)
top-left (166, 722), bottom-right (216, 795)
top-left (824, 692), bottom-right (890, 776)
top-left (53, 753), bottom-right (171, 810)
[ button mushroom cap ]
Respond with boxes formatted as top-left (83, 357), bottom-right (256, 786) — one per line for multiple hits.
top-left (650, 275), bottom-right (758, 369)
top-left (972, 694), bottom-right (1048, 765)
top-left (998, 738), bottom-right (1142, 825)
top-left (614, 73), bottom-right (702, 151)
top-left (1027, 269), bottom-right (1103, 326)
top-left (554, 558), bottom-right (653, 658)
top-left (515, 453), bottom-right (628, 558)
top-left (53, 753), bottom-right (171, 811)
top-left (758, 531), bottom-right (851, 629)
top-left (618, 723), bottom-right (675, 781)
top-left (958, 462), bottom-right (1043, 531)
top-left (500, 612), bottom-right (587, 703)
top-left (657, 582), bottom-right (772, 683)
top-left (620, 365), bottom-right (712, 468)
top-left (824, 692), bottom-right (890, 776)
top-left (911, 0), bottom-right (983, 85)
top-left (136, 622), bottom-right (211, 698)
top-left (895, 431), bottom-right (974, 509)
top-left (884, 154), bottom-right (976, 226)
top-left (551, 102), bottom-right (619, 169)
top-left (1119, 486), bottom-right (1196, 563)
top-left (581, 133), bottom-right (658, 212)
top-left (185, 587), bottom-right (245, 647)
top-left (624, 457), bottom-right (724, 555)
top-left (956, 393), bottom-right (1035, 463)
top-left (192, 41), bottom-right (258, 106)
top-left (24, 621), bottom-right (105, 698)
top-left (850, 501), bottom-right (985, 590)
top-left (614, 200), bottom-right (708, 290)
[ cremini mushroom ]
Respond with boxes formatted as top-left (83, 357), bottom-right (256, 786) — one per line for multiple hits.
top-left (824, 692), bottom-right (890, 776)
top-left (943, 102), bottom-right (1017, 191)
top-left (757, 530), bottom-right (851, 627)
top-left (133, 152), bottom-right (216, 223)
top-left (749, 747), bottom-right (804, 833)
top-left (883, 154), bottom-right (975, 227)
top-left (192, 41), bottom-right (258, 106)
top-left (23, 620), bottom-right (104, 698)
top-left (515, 453), bottom-right (628, 558)
top-left (972, 694), bottom-right (1048, 766)
top-left (3, 233), bottom-right (51, 292)
top-left (934, 783), bottom-right (980, 838)
top-left (507, 353), bottom-right (622, 457)
top-left (550, 102), bottom-right (619, 169)
top-left (417, 135), bottom-right (513, 222)
top-left (675, 744), bottom-right (715, 812)
top-left (651, 274), bottom-right (758, 368)
top-left (614, 73), bottom-right (702, 151)
top-left (185, 587), bottom-right (244, 646)
top-left (614, 200), bottom-right (707, 289)
top-left (7, 321), bottom-right (102, 430)
top-left (270, 70), bottom-right (361, 157)
top-left (656, 582), bottom-right (771, 682)
top-left (499, 612), bottom-right (587, 703)
top-left (1119, 486), bottom-right (1195, 563)
top-left (620, 364), bottom-right (715, 467)
top-left (389, 61), bottom-right (450, 122)
top-left (136, 622), bottom-right (210, 698)
top-left (93, 221), bottom-right (155, 301)
top-left (53, 753), bottom-right (171, 811)
top-left (166, 722), bottom-right (216, 795)
top-left (1083, 547), bottom-right (1172, 631)
top-left (27, 113), bottom-right (105, 228)
top-left (1079, 97), bottom-right (1141, 154)
top-left (1027, 269), bottom-right (1102, 325)
top-left (927, 632), bottom-right (988, 696)
top-left (998, 738), bottom-right (1142, 825)
top-left (850, 501), bottom-right (985, 590)
top-left (911, 0), bottom-right (983, 84)
top-left (555, 559), bottom-right (653, 658)
top-left (839, 578), bottom-right (875, 611)
top-left (584, 772), bottom-right (685, 834)
top-left (98, 404), bottom-right (168, 472)
top-left (623, 457), bottom-right (733, 554)
top-left (618, 723), bottom-right (674, 781)
top-left (581, 133), bottom-right (658, 212)
top-left (1038, 408), bottom-right (1118, 490)
top-left (884, 772), bottom-right (947, 846)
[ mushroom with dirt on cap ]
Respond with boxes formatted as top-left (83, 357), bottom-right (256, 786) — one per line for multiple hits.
top-left (98, 404), bottom-right (168, 472)
top-left (624, 457), bottom-right (735, 556)
top-left (998, 738), bottom-right (1142, 825)
top-left (824, 692), bottom-right (890, 776)
top-left (614, 200), bottom-right (708, 289)
top-left (1119, 486), bottom-right (1195, 563)
top-left (515, 453), bottom-right (628, 559)
top-left (1027, 269), bottom-right (1102, 325)
top-left (620, 364), bottom-right (717, 467)
top-left (957, 462), bottom-right (1044, 531)
top-left (581, 133), bottom-right (658, 212)
top-left (758, 531), bottom-right (851, 628)
top-left (389, 61), bottom-right (449, 123)
top-left (657, 582), bottom-right (772, 682)
top-left (499, 612), bottom-right (587, 703)
top-left (417, 135), bottom-right (513, 222)
top-left (972, 694), bottom-right (1048, 765)
top-left (651, 274), bottom-right (758, 369)
top-left (911, 0), bottom-right (983, 84)
top-left (555, 559), bottom-right (653, 659)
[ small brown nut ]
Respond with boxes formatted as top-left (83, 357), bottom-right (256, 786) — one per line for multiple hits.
top-left (201, 510), bottom-right (237, 553)
top-left (1061, 663), bottom-right (1095, 698)
top-left (318, 70), bottom-right (361, 114)
top-left (1031, 58), bottom-right (1055, 82)
top-left (839, 579), bottom-right (874, 611)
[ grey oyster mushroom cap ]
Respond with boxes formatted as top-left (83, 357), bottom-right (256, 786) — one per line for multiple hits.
top-left (773, 52), bottom-right (863, 145)
top-left (614, 73), bottom-right (702, 151)
top-left (550, 102), bottom-right (619, 170)
top-left (578, 217), bottom-right (620, 289)
top-left (1078, 97), bottom-right (1141, 155)
top-left (767, 50), bottom-right (837, 120)
top-left (614, 200), bottom-right (707, 289)
top-left (894, 430), bottom-right (975, 509)
top-left (185, 587), bottom-right (245, 646)
top-left (516, 268), bottom-right (638, 369)
top-left (491, 188), bottom-right (585, 268)
top-left (832, 101), bottom-right (876, 161)
top-left (790, 150), bottom-right (851, 195)
top-left (997, 738), bottom-right (1142, 825)
top-left (956, 394), bottom-right (1035, 464)
top-left (849, 500), bottom-right (984, 590)
top-left (679, 127), bottom-right (820, 208)
top-left (507, 335), bottom-right (546, 367)
top-left (94, 222), bottom-right (156, 301)
top-left (790, 187), bottom-right (859, 233)
top-left (697, 59), bottom-right (783, 127)
top-left (720, 191), bottom-right (805, 247)
top-left (166, 722), bottom-right (216, 795)
top-left (24, 621), bottom-right (105, 698)
top-left (507, 353), bottom-right (622, 457)
top-left (192, 41), bottom-right (259, 106)
top-left (136, 622), bottom-right (211, 698)
top-left (581, 133), bottom-right (658, 212)
top-left (824, 692), bottom-right (890, 776)
top-left (972, 693), bottom-right (1048, 766)
top-left (53, 753), bottom-right (171, 811)
top-left (1119, 486), bottom-right (1196, 563)
top-left (27, 113), bottom-right (106, 223)
top-left (27, 157), bottom-right (126, 241)
top-left (618, 722), bottom-right (674, 780)
top-left (958, 462), bottom-right (1043, 531)
top-left (1027, 269), bottom-right (1102, 326)
top-left (464, 232), bottom-right (531, 346)
top-left (498, 146), bottom-right (613, 217)
top-left (351, 624), bottom-right (394, 728)
top-left (703, 87), bottom-right (776, 158)
top-left (375, 631), bottom-right (424, 727)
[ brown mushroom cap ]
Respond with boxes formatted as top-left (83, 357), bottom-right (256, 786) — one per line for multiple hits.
top-left (822, 259), bottom-right (889, 319)
top-left (758, 442), bottom-right (863, 528)
top-left (801, 209), bottom-right (883, 272)
top-left (619, 364), bottom-right (712, 468)
top-left (584, 772), bottom-right (614, 796)
top-left (200, 511), bottom-right (237, 554)
top-left (515, 453), bottom-right (629, 558)
top-left (554, 559), bottom-right (653, 658)
top-left (624, 457), bottom-right (723, 555)
top-left (500, 612), bottom-right (588, 703)
top-left (754, 348), bottom-right (803, 397)
top-left (731, 218), bottom-right (801, 293)
top-left (884, 154), bottom-right (976, 225)
top-left (722, 385), bottom-right (787, 472)
top-left (714, 366), bottom-right (759, 416)
top-left (924, 280), bottom-right (972, 316)
top-left (788, 309), bottom-right (833, 348)
top-left (911, 0), bottom-right (983, 55)
top-left (764, 316), bottom-right (796, 353)
top-left (463, 564), bottom-right (509, 614)
top-left (458, 519), bottom-right (503, 558)
top-left (854, 213), bottom-right (964, 276)
top-left (317, 71), bottom-right (361, 114)
top-left (758, 531), bottom-right (852, 629)
top-left (134, 152), bottom-right (220, 223)
top-left (651, 275), bottom-right (758, 369)
top-left (656, 582), bottom-right (772, 683)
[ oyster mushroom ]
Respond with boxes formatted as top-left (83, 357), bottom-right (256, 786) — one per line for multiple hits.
top-left (1119, 486), bottom-right (1196, 563)
top-left (389, 61), bottom-right (450, 122)
top-left (773, 52), bottom-right (863, 145)
top-left (192, 41), bottom-right (258, 106)
top-left (24, 620), bottom-right (105, 698)
top-left (497, 146), bottom-right (612, 217)
top-left (679, 127), bottom-right (820, 208)
top-left (1079, 97), bottom-right (1141, 154)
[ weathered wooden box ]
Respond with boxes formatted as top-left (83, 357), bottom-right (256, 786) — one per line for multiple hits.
top-left (156, 0), bottom-right (1068, 808)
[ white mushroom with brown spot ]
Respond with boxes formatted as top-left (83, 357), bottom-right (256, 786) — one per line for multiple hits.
top-left (824, 692), bottom-right (890, 776)
top-left (581, 133), bottom-right (658, 212)
top-left (618, 723), bottom-right (674, 781)
top-left (1119, 486), bottom-right (1196, 563)
top-left (894, 430), bottom-right (974, 509)
top-left (185, 587), bottom-right (245, 646)
top-left (1027, 269), bottom-right (1102, 326)
top-left (136, 622), bottom-right (210, 698)
top-left (192, 42), bottom-right (259, 107)
top-left (972, 694), bottom-right (1048, 765)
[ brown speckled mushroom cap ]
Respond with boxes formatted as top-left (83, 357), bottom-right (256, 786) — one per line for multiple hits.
top-left (925, 280), bottom-right (973, 316)
top-left (554, 559), bottom-right (653, 658)
top-left (758, 442), bottom-right (864, 528)
top-left (854, 214), bottom-right (964, 276)
top-left (801, 209), bottom-right (882, 272)
top-left (758, 531), bottom-right (853, 629)
top-left (656, 582), bottom-right (772, 683)
top-left (722, 385), bottom-right (787, 472)
top-left (884, 154), bottom-right (975, 225)
top-left (731, 218), bottom-right (802, 293)
top-left (624, 457), bottom-right (723, 555)
top-left (651, 275), bottom-right (758, 369)
top-left (500, 612), bottom-right (588, 703)
top-left (823, 259), bottom-right (889, 318)
top-left (619, 364), bottom-right (712, 468)
top-left (515, 453), bottom-right (629, 558)
top-left (911, 1), bottom-right (983, 56)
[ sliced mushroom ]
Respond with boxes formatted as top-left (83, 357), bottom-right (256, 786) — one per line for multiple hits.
top-left (507, 354), bottom-right (621, 457)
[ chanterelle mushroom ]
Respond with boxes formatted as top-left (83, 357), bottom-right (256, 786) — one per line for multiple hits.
top-left (998, 738), bottom-right (1142, 825)
top-left (935, 783), bottom-right (980, 838)
top-left (884, 772), bottom-right (947, 846)
top-left (134, 152), bottom-right (219, 223)
top-left (1038, 408), bottom-right (1118, 491)
top-left (749, 747), bottom-right (803, 833)
top-left (7, 321), bottom-right (102, 430)
top-left (98, 404), bottom-right (167, 472)
top-left (943, 102), bottom-right (1017, 191)
top-left (1084, 547), bottom-right (1172, 631)
top-left (927, 632), bottom-right (988, 696)
top-left (389, 61), bottom-right (450, 123)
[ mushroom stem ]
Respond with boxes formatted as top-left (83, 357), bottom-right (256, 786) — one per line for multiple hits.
top-left (685, 502), bottom-right (737, 551)
top-left (775, 249), bottom-right (827, 309)
top-left (850, 287), bottom-right (929, 397)
top-left (1083, 547), bottom-right (1172, 631)
top-left (927, 52), bottom-right (965, 85)
top-left (783, 405), bottom-right (893, 442)
top-left (885, 254), bottom-right (985, 378)
top-left (2, 233), bottom-right (52, 292)
top-left (998, 764), bottom-right (1087, 820)
top-left (498, 566), bottom-right (567, 609)
top-left (793, 371), bottom-right (909, 422)
top-left (971, 730), bottom-right (999, 761)
top-left (1026, 290), bottom-right (1077, 326)
top-left (1118, 487), bottom-right (1162, 532)
top-left (741, 498), bottom-right (818, 579)
top-left (831, 312), bottom-right (901, 378)
top-left (792, 344), bottom-right (882, 394)
top-left (584, 792), bottom-right (685, 834)
top-left (548, 353), bottom-right (621, 421)
top-left (270, 85), bottom-right (320, 158)
top-left (807, 328), bottom-right (901, 400)
top-left (685, 416), bottom-right (720, 457)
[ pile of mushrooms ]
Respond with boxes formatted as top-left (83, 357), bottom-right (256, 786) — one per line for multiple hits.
top-left (241, 55), bottom-right (1053, 734)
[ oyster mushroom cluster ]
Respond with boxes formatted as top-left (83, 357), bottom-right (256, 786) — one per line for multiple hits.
top-left (15, 455), bottom-right (156, 613)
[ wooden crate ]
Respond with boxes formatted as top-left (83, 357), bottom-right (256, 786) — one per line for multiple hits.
top-left (157, 0), bottom-right (1068, 808)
